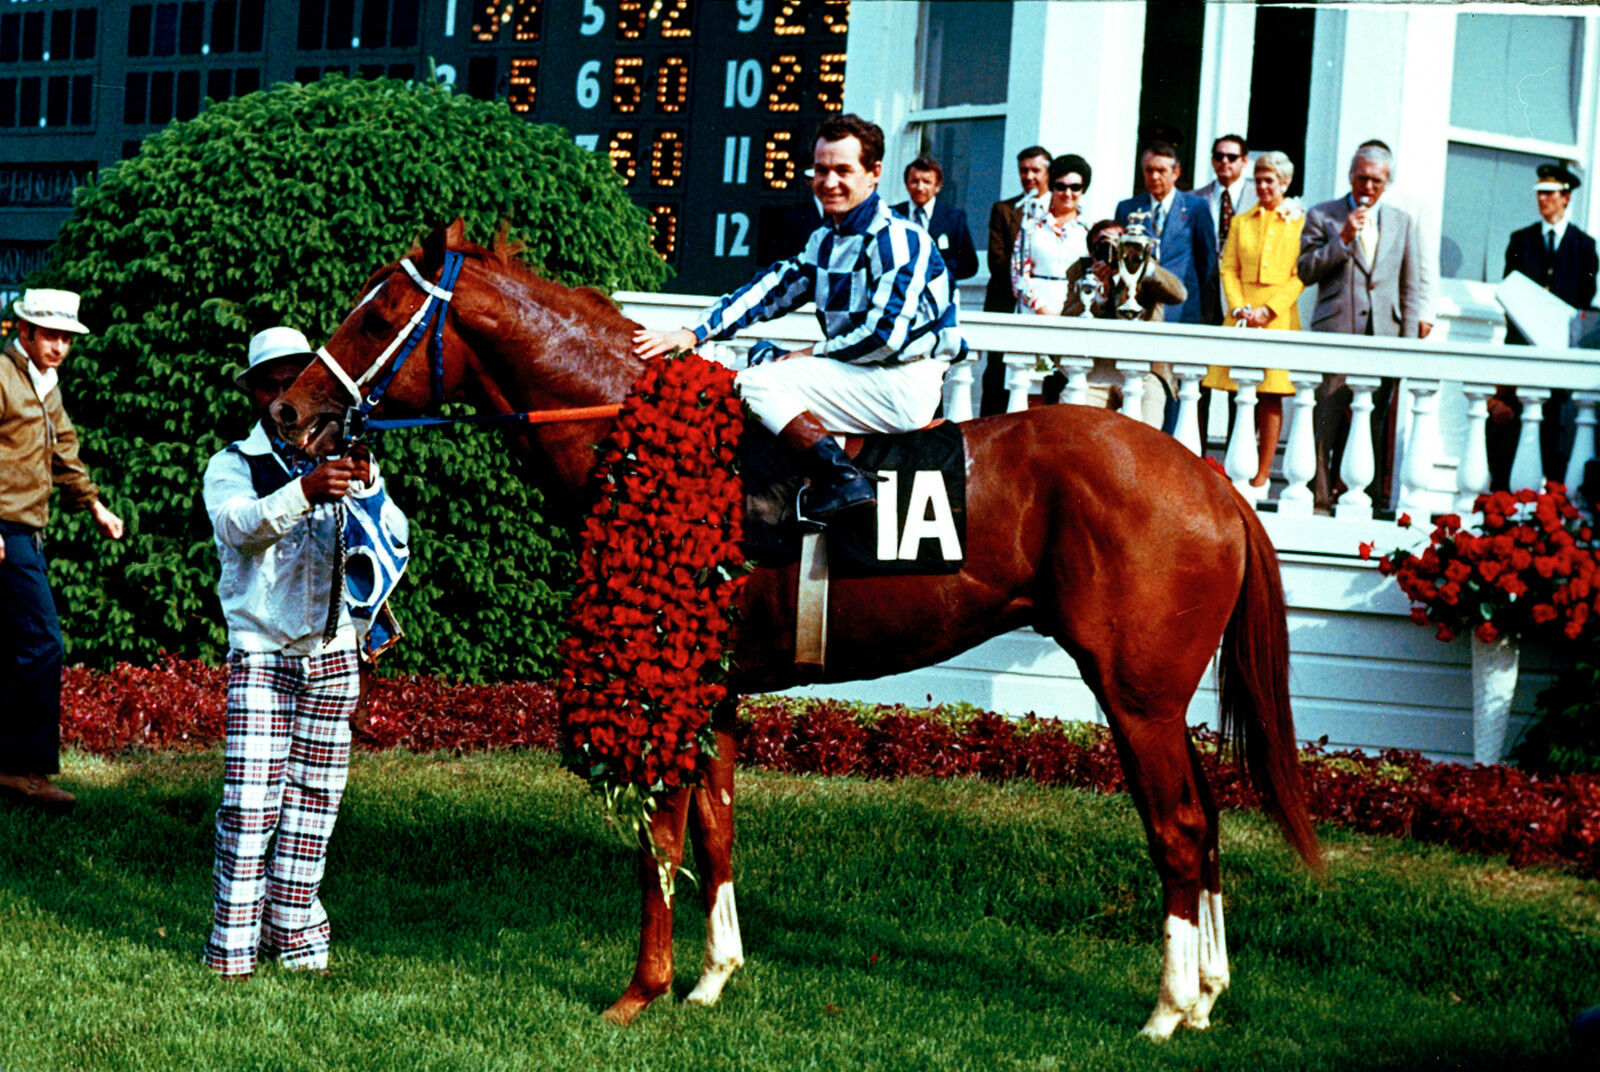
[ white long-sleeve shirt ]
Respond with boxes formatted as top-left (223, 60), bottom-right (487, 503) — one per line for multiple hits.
top-left (204, 422), bottom-right (383, 655)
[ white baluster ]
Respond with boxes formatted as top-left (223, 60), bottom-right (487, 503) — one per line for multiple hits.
top-left (1508, 386), bottom-right (1551, 493)
top-left (1563, 390), bottom-right (1600, 509)
top-left (1056, 357), bottom-right (1092, 406)
top-left (1003, 354), bottom-right (1034, 413)
top-left (1456, 384), bottom-right (1495, 515)
top-left (1277, 373), bottom-right (1319, 517)
top-left (1397, 381), bottom-right (1443, 517)
top-left (944, 361), bottom-right (976, 422)
top-left (1335, 375), bottom-right (1382, 521)
top-left (1224, 369), bottom-right (1264, 497)
top-left (1171, 363), bottom-right (1206, 454)
top-left (1115, 360), bottom-right (1151, 425)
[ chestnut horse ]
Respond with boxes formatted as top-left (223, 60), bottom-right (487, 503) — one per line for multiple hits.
top-left (274, 221), bottom-right (1320, 1039)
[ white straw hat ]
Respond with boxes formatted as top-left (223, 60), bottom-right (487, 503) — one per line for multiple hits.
top-left (14, 289), bottom-right (90, 335)
top-left (236, 326), bottom-right (316, 388)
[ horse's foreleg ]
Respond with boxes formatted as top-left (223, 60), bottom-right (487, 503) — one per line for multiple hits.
top-left (603, 788), bottom-right (692, 1026)
top-left (1186, 738), bottom-right (1229, 1030)
top-left (685, 728), bottom-right (744, 1008)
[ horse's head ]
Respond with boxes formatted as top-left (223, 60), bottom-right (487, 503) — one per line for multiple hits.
top-left (274, 218), bottom-right (471, 455)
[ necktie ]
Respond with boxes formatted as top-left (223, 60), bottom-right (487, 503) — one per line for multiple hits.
top-left (1546, 228), bottom-right (1556, 254)
top-left (1358, 210), bottom-right (1377, 266)
top-left (1218, 188), bottom-right (1234, 252)
top-left (915, 206), bottom-right (928, 229)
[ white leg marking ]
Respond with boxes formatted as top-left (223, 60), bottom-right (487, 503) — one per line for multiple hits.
top-left (685, 883), bottom-right (744, 1007)
top-left (1186, 890), bottom-right (1230, 1029)
top-left (1140, 915), bottom-right (1200, 1040)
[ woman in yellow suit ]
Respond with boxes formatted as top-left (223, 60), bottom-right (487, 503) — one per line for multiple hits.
top-left (1202, 150), bottom-right (1303, 498)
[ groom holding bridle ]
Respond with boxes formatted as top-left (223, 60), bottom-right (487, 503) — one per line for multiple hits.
top-left (634, 114), bottom-right (967, 523)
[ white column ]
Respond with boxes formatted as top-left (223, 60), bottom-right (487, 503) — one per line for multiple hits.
top-left (1223, 369), bottom-right (1264, 497)
top-left (1172, 363), bottom-right (1207, 455)
top-left (1278, 374), bottom-right (1319, 517)
top-left (1056, 356), bottom-right (1092, 406)
top-left (944, 361), bottom-right (976, 423)
top-left (1196, 3), bottom-right (1257, 178)
top-left (1563, 391), bottom-right (1600, 509)
top-left (1116, 360), bottom-right (1151, 423)
top-left (1456, 384), bottom-right (1495, 515)
top-left (1336, 376), bottom-right (1382, 521)
top-left (1003, 354), bottom-right (1034, 413)
top-left (1397, 380), bottom-right (1442, 517)
top-left (1508, 386), bottom-right (1551, 493)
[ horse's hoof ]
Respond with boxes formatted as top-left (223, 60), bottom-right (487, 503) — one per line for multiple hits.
top-left (1139, 1009), bottom-right (1184, 1041)
top-left (601, 993), bottom-right (652, 1026)
top-left (684, 959), bottom-right (743, 1007)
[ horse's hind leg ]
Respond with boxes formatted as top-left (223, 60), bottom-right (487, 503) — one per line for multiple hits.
top-left (603, 788), bottom-right (692, 1026)
top-left (1101, 709), bottom-right (1212, 1040)
top-left (1186, 736), bottom-right (1229, 1029)
top-left (685, 726), bottom-right (744, 1007)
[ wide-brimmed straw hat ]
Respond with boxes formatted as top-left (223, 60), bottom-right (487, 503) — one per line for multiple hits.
top-left (236, 326), bottom-right (316, 388)
top-left (14, 289), bottom-right (90, 335)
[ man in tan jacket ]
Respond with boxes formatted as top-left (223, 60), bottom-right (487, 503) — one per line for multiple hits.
top-left (1, 288), bottom-right (123, 813)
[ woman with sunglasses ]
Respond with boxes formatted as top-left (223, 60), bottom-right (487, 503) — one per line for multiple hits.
top-left (1203, 150), bottom-right (1304, 500)
top-left (1011, 154), bottom-right (1092, 316)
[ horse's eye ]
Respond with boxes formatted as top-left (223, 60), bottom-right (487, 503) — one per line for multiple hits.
top-left (360, 307), bottom-right (391, 336)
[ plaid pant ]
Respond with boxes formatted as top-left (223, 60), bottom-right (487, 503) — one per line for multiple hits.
top-left (204, 647), bottom-right (358, 975)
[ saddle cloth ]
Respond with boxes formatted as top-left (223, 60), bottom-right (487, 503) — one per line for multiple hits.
top-left (742, 420), bottom-right (967, 574)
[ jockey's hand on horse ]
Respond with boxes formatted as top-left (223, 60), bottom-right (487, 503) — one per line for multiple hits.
top-left (632, 327), bottom-right (698, 360)
top-left (301, 457), bottom-right (369, 503)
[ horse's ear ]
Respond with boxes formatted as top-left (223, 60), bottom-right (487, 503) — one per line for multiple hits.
top-left (417, 218), bottom-right (466, 276)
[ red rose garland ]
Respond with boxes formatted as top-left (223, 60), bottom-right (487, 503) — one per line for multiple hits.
top-left (558, 351), bottom-right (748, 811)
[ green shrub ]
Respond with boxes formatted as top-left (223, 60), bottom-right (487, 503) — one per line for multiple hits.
top-left (26, 75), bottom-right (667, 681)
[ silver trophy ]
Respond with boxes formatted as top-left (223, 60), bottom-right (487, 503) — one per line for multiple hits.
top-left (1115, 210), bottom-right (1155, 318)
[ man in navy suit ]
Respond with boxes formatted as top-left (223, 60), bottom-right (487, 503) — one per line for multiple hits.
top-left (1505, 163), bottom-right (1597, 313)
top-left (891, 156), bottom-right (979, 282)
top-left (1115, 141), bottom-right (1217, 325)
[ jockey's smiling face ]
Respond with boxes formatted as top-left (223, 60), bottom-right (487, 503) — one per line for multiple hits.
top-left (812, 135), bottom-right (882, 222)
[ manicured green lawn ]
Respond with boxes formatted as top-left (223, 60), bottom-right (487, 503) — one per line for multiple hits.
top-left (1, 749), bottom-right (1594, 1071)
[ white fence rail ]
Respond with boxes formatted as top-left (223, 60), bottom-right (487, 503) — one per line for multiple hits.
top-left (618, 291), bottom-right (1600, 522)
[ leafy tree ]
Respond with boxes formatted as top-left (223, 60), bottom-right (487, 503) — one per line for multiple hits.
top-left (27, 75), bottom-right (667, 681)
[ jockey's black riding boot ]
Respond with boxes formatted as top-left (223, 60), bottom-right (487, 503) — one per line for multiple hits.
top-left (778, 411), bottom-right (877, 521)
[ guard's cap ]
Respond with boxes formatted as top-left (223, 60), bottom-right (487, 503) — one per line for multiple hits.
top-left (1535, 163), bottom-right (1581, 193)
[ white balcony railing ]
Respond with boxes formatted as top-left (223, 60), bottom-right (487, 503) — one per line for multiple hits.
top-left (618, 291), bottom-right (1600, 524)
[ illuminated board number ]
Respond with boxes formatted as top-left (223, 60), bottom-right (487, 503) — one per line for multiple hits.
top-left (580, 0), bottom-right (603, 35)
top-left (763, 130), bottom-right (799, 190)
top-left (766, 54), bottom-right (802, 113)
top-left (774, 0), bottom-right (807, 36)
top-left (512, 0), bottom-right (541, 41)
top-left (650, 204), bottom-right (679, 259)
top-left (475, 0), bottom-right (542, 42)
top-left (824, 0), bottom-right (849, 34)
top-left (471, 0), bottom-right (500, 41)
top-left (650, 131), bottom-right (684, 188)
top-left (715, 212), bottom-right (752, 258)
top-left (576, 60), bottom-right (602, 108)
top-left (735, 0), bottom-right (762, 33)
top-left (616, 0), bottom-right (645, 41)
top-left (509, 57), bottom-right (538, 113)
top-left (654, 55), bottom-right (688, 113)
top-left (818, 52), bottom-right (845, 112)
top-left (612, 56), bottom-right (643, 113)
top-left (658, 0), bottom-right (691, 37)
top-left (608, 130), bottom-right (639, 184)
top-left (724, 59), bottom-right (762, 109)
top-left (722, 135), bottom-right (751, 184)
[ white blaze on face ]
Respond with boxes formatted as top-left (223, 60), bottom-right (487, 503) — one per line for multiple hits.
top-left (685, 883), bottom-right (745, 1007)
top-left (1140, 915), bottom-right (1200, 1040)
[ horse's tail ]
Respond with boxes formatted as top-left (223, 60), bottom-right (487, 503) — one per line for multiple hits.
top-left (1218, 502), bottom-right (1324, 876)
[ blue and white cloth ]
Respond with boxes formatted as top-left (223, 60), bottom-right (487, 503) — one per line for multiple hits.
top-left (342, 480), bottom-right (408, 658)
top-left (690, 192), bottom-right (967, 367)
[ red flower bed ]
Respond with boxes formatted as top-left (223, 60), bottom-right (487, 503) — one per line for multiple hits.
top-left (58, 658), bottom-right (1600, 877)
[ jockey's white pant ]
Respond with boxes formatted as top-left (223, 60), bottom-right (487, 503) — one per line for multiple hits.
top-left (736, 356), bottom-right (951, 436)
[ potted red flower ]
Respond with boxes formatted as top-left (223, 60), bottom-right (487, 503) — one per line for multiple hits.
top-left (1361, 484), bottom-right (1599, 763)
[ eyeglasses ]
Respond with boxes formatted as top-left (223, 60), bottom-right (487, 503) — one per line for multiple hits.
top-left (1051, 182), bottom-right (1085, 193)
top-left (1213, 152), bottom-right (1243, 163)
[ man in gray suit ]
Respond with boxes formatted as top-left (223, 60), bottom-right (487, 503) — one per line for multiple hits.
top-left (1299, 143), bottom-right (1423, 511)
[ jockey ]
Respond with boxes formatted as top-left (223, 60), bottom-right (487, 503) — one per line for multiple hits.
top-left (634, 114), bottom-right (967, 521)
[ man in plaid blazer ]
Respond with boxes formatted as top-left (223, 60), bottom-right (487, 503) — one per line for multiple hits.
top-left (634, 114), bottom-right (966, 523)
top-left (200, 326), bottom-right (392, 979)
